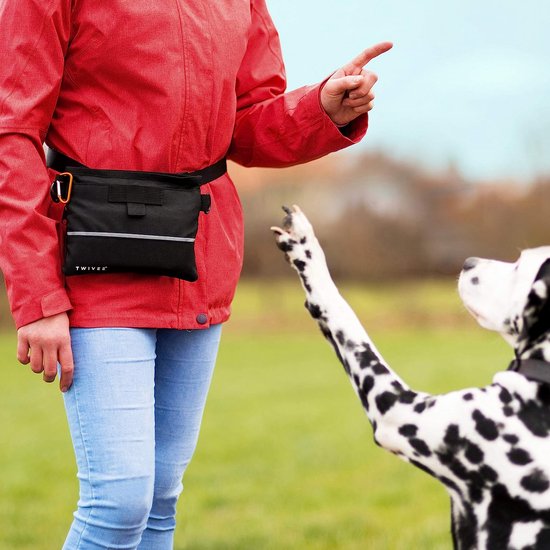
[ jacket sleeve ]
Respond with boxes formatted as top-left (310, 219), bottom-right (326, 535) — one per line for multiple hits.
top-left (0, 0), bottom-right (73, 329)
top-left (228, 0), bottom-right (369, 168)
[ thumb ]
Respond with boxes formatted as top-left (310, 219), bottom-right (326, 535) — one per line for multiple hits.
top-left (58, 341), bottom-right (74, 392)
top-left (324, 75), bottom-right (364, 98)
top-left (17, 333), bottom-right (30, 364)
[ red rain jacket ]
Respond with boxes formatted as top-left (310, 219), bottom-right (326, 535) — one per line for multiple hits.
top-left (0, 0), bottom-right (368, 330)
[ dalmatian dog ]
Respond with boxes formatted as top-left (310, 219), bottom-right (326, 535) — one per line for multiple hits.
top-left (271, 205), bottom-right (550, 550)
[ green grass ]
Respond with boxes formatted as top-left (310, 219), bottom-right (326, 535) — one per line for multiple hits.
top-left (0, 279), bottom-right (512, 549)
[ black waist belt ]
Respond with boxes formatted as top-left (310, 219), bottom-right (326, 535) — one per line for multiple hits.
top-left (47, 149), bottom-right (227, 186)
top-left (47, 149), bottom-right (227, 281)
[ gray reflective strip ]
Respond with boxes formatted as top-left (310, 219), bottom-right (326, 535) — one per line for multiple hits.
top-left (67, 231), bottom-right (195, 243)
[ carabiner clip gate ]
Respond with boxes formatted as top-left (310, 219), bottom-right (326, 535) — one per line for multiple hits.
top-left (49, 172), bottom-right (74, 204)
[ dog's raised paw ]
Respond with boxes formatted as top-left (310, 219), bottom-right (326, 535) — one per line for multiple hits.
top-left (272, 205), bottom-right (318, 271)
top-left (279, 205), bottom-right (314, 240)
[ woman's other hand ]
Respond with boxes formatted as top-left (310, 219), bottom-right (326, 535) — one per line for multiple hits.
top-left (320, 42), bottom-right (393, 127)
top-left (17, 312), bottom-right (74, 392)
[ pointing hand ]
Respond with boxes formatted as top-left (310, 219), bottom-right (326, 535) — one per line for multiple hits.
top-left (320, 42), bottom-right (393, 127)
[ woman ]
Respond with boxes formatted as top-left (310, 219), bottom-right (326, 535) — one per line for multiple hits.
top-left (0, 0), bottom-right (391, 548)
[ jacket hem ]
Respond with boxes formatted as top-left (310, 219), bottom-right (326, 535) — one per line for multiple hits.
top-left (68, 307), bottom-right (232, 329)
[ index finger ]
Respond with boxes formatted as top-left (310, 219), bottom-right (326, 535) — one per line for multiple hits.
top-left (345, 42), bottom-right (393, 72)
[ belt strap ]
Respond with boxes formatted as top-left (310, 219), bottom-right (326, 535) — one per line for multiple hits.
top-left (47, 149), bottom-right (227, 186)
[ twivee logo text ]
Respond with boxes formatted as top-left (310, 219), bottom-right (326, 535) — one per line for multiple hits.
top-left (74, 266), bottom-right (109, 272)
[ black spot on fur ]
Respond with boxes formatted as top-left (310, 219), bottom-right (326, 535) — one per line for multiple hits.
top-left (536, 528), bottom-right (550, 547)
top-left (452, 501), bottom-right (478, 550)
top-left (344, 339), bottom-right (356, 351)
top-left (375, 392), bottom-right (398, 415)
top-left (398, 424), bottom-right (418, 437)
top-left (484, 482), bottom-right (550, 549)
top-left (293, 259), bottom-right (306, 272)
top-left (499, 387), bottom-right (512, 404)
top-left (463, 392), bottom-right (474, 401)
top-left (320, 324), bottom-right (331, 339)
top-left (440, 475), bottom-right (461, 494)
top-left (479, 465), bottom-right (498, 483)
top-left (437, 449), bottom-right (469, 481)
top-left (410, 438), bottom-right (432, 457)
top-left (503, 406), bottom-right (514, 417)
top-left (469, 483), bottom-right (483, 504)
top-left (520, 263), bottom-right (550, 350)
top-left (507, 448), bottom-right (533, 466)
top-left (472, 410), bottom-right (499, 441)
top-left (372, 364), bottom-right (390, 375)
top-left (361, 376), bottom-right (375, 398)
top-left (398, 391), bottom-right (416, 404)
top-left (332, 334), bottom-right (355, 351)
top-left (414, 402), bottom-right (426, 414)
top-left (518, 401), bottom-right (550, 437)
top-left (537, 383), bottom-right (550, 405)
top-left (342, 359), bottom-right (351, 376)
top-left (301, 275), bottom-right (312, 293)
top-left (465, 442), bottom-right (484, 464)
top-left (444, 425), bottom-right (461, 447)
top-left (486, 484), bottom-right (524, 549)
top-left (305, 301), bottom-right (324, 320)
top-left (521, 469), bottom-right (550, 493)
top-left (305, 250), bottom-right (312, 259)
top-left (437, 422), bottom-right (503, 508)
top-left (449, 458), bottom-right (470, 482)
top-left (503, 434), bottom-right (519, 445)
top-left (355, 345), bottom-right (378, 369)
top-left (319, 324), bottom-right (349, 375)
top-left (276, 239), bottom-right (295, 252)
top-left (299, 237), bottom-right (307, 244)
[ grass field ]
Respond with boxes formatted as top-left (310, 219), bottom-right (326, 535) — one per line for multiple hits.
top-left (0, 279), bottom-right (512, 549)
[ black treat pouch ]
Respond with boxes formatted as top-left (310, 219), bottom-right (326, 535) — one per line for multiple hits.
top-left (53, 167), bottom-right (211, 280)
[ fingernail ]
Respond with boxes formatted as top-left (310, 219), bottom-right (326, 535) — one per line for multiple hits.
top-left (61, 386), bottom-right (68, 393)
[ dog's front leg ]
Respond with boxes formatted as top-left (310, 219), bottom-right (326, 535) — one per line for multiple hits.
top-left (272, 206), bottom-right (431, 455)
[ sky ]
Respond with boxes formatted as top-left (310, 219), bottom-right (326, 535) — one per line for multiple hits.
top-left (266, 0), bottom-right (550, 182)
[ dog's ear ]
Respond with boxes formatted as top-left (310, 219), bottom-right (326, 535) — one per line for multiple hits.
top-left (519, 258), bottom-right (550, 351)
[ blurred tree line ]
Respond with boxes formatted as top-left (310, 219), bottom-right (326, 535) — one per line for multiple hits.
top-left (1, 150), bottom-right (549, 328)
top-left (234, 151), bottom-right (550, 280)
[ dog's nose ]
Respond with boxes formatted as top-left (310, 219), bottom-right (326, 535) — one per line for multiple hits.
top-left (462, 257), bottom-right (479, 272)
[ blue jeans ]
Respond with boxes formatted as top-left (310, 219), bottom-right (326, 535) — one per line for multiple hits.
top-left (62, 325), bottom-right (222, 550)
